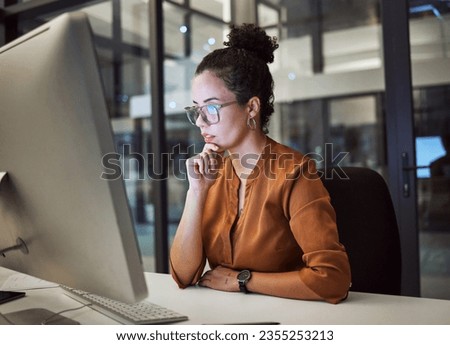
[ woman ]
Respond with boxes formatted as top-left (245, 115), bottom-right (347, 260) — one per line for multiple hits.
top-left (170, 24), bottom-right (351, 304)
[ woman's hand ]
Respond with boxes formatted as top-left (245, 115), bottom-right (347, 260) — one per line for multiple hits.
top-left (186, 143), bottom-right (223, 193)
top-left (198, 266), bottom-right (240, 292)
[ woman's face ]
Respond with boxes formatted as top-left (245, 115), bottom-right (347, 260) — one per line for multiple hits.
top-left (191, 71), bottom-right (249, 152)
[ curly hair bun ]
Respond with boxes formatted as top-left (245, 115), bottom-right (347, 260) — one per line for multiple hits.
top-left (224, 23), bottom-right (279, 64)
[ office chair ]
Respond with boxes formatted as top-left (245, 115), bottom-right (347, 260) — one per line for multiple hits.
top-left (320, 166), bottom-right (402, 295)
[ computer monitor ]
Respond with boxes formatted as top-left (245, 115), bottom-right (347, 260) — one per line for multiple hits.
top-left (415, 136), bottom-right (446, 178)
top-left (0, 12), bottom-right (148, 304)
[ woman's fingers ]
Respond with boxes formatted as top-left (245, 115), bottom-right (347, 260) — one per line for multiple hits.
top-left (194, 148), bottom-right (220, 176)
top-left (198, 266), bottom-right (239, 292)
top-left (203, 143), bottom-right (221, 153)
top-left (186, 147), bottom-right (222, 185)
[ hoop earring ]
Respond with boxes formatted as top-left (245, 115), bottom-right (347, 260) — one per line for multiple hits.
top-left (247, 117), bottom-right (257, 130)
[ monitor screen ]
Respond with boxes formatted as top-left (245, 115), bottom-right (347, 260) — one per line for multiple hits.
top-left (0, 12), bottom-right (148, 304)
top-left (415, 136), bottom-right (446, 178)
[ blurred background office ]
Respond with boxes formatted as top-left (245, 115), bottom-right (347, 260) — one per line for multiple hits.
top-left (1, 0), bottom-right (449, 300)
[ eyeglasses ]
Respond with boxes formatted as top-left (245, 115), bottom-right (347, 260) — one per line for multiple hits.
top-left (184, 101), bottom-right (238, 125)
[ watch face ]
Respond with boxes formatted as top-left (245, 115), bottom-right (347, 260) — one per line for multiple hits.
top-left (238, 270), bottom-right (251, 281)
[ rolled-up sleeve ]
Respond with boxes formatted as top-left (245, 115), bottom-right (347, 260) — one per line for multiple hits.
top-left (170, 255), bottom-right (206, 289)
top-left (286, 164), bottom-right (352, 303)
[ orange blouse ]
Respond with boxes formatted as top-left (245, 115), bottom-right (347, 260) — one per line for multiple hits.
top-left (171, 137), bottom-right (351, 303)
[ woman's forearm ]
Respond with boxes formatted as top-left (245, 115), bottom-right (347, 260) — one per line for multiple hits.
top-left (247, 268), bottom-right (349, 304)
top-left (170, 189), bottom-right (208, 286)
top-left (247, 270), bottom-right (321, 301)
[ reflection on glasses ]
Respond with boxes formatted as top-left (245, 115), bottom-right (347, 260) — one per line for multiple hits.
top-left (184, 101), bottom-right (238, 125)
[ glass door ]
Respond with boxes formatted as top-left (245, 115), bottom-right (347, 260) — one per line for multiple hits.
top-left (414, 86), bottom-right (450, 299)
top-left (408, 2), bottom-right (450, 299)
top-left (409, 2), bottom-right (450, 298)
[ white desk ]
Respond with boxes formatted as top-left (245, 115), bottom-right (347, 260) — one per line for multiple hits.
top-left (1, 267), bottom-right (450, 325)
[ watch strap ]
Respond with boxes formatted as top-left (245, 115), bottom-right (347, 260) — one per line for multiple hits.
top-left (239, 280), bottom-right (248, 293)
top-left (237, 270), bottom-right (251, 293)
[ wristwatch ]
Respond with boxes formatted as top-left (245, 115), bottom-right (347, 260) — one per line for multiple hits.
top-left (237, 269), bottom-right (252, 293)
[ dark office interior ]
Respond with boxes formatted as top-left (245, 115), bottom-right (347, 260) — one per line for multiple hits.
top-left (1, 0), bottom-right (449, 300)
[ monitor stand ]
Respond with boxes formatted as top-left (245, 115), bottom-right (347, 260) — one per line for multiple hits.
top-left (0, 237), bottom-right (29, 257)
top-left (0, 172), bottom-right (78, 325)
top-left (0, 172), bottom-right (28, 258)
top-left (0, 308), bottom-right (80, 325)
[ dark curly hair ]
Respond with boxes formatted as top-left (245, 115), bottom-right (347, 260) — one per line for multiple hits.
top-left (195, 23), bottom-right (279, 133)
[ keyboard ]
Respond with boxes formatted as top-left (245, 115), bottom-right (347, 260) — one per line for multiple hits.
top-left (61, 285), bottom-right (188, 325)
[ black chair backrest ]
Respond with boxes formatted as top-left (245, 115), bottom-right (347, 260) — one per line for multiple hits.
top-left (320, 167), bottom-right (402, 295)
